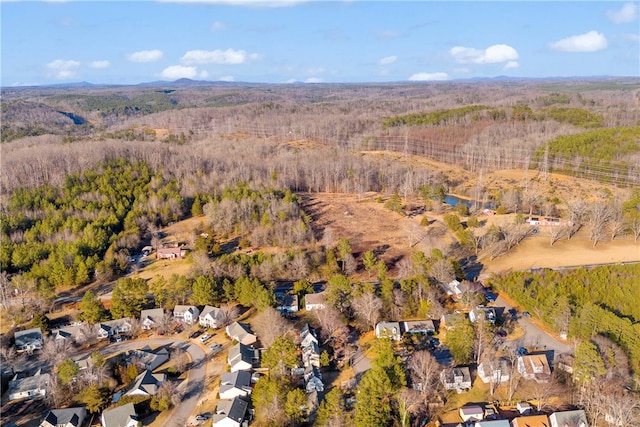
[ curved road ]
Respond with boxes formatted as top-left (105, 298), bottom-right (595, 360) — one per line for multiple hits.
top-left (100, 338), bottom-right (206, 427)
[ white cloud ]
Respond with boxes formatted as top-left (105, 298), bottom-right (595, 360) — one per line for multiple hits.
top-left (128, 49), bottom-right (164, 63)
top-left (160, 65), bottom-right (209, 80)
top-left (504, 61), bottom-right (519, 70)
top-left (549, 31), bottom-right (608, 52)
top-left (46, 59), bottom-right (80, 79)
top-left (379, 55), bottom-right (397, 65)
top-left (181, 49), bottom-right (256, 65)
top-left (305, 77), bottom-right (323, 83)
top-left (219, 75), bottom-right (235, 82)
top-left (607, 2), bottom-right (638, 24)
top-left (89, 60), bottom-right (110, 69)
top-left (377, 30), bottom-right (400, 39)
top-left (210, 21), bottom-right (227, 31)
top-left (409, 72), bottom-right (448, 81)
top-left (450, 44), bottom-right (519, 64)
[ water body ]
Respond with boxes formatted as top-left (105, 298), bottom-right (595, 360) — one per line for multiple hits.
top-left (445, 194), bottom-right (496, 210)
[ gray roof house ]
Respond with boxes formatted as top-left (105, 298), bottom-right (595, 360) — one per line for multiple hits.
top-left (212, 396), bottom-right (249, 427)
top-left (469, 306), bottom-right (497, 324)
top-left (125, 370), bottom-right (165, 396)
top-left (40, 407), bottom-right (87, 427)
top-left (219, 371), bottom-right (253, 400)
top-left (173, 305), bottom-right (200, 324)
top-left (101, 402), bottom-right (138, 427)
top-left (8, 369), bottom-right (50, 401)
top-left (549, 410), bottom-right (588, 427)
top-left (14, 328), bottom-right (43, 353)
top-left (440, 367), bottom-right (472, 392)
top-left (127, 346), bottom-right (169, 371)
top-left (200, 305), bottom-right (225, 329)
top-left (226, 322), bottom-right (257, 345)
top-left (304, 365), bottom-right (324, 394)
top-left (96, 318), bottom-right (132, 339)
top-left (477, 359), bottom-right (511, 384)
top-left (375, 321), bottom-right (402, 340)
top-left (276, 293), bottom-right (299, 314)
top-left (228, 343), bottom-right (260, 373)
top-left (140, 308), bottom-right (165, 330)
top-left (300, 323), bottom-right (318, 348)
top-left (403, 319), bottom-right (436, 335)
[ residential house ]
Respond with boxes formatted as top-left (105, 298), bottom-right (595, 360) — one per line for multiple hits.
top-left (403, 319), bottom-right (436, 335)
top-left (14, 328), bottom-right (43, 353)
top-left (517, 353), bottom-right (551, 383)
top-left (475, 421), bottom-right (511, 427)
top-left (125, 370), bottom-right (165, 396)
top-left (228, 343), bottom-right (260, 373)
top-left (226, 322), bottom-right (257, 345)
top-left (173, 305), bottom-right (200, 324)
top-left (548, 410), bottom-right (588, 427)
top-left (127, 346), bottom-right (169, 371)
top-left (212, 396), bottom-right (249, 427)
top-left (300, 323), bottom-right (319, 348)
top-left (510, 415), bottom-right (550, 427)
top-left (304, 292), bottom-right (326, 311)
top-left (140, 308), bottom-right (165, 330)
top-left (477, 359), bottom-right (511, 384)
top-left (443, 279), bottom-right (463, 298)
top-left (40, 407), bottom-right (87, 427)
top-left (304, 365), bottom-right (324, 394)
top-left (375, 321), bottom-right (402, 340)
top-left (459, 405), bottom-right (484, 423)
top-left (96, 318), bottom-right (132, 340)
top-left (51, 325), bottom-right (81, 346)
top-left (156, 247), bottom-right (186, 259)
top-left (219, 371), bottom-right (253, 400)
top-left (276, 293), bottom-right (299, 314)
top-left (101, 402), bottom-right (138, 427)
top-left (200, 306), bottom-right (225, 329)
top-left (302, 340), bottom-right (321, 368)
top-left (469, 306), bottom-right (498, 324)
top-left (440, 367), bottom-right (472, 392)
top-left (8, 369), bottom-right (50, 401)
top-left (517, 402), bottom-right (532, 415)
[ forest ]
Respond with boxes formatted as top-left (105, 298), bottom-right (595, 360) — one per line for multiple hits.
top-left (1, 78), bottom-right (640, 426)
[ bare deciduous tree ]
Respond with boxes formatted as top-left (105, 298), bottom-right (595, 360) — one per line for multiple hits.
top-left (351, 291), bottom-right (382, 331)
top-left (252, 307), bottom-right (295, 347)
top-left (408, 350), bottom-right (441, 400)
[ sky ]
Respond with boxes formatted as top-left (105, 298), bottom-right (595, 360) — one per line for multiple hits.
top-left (1, 1), bottom-right (639, 86)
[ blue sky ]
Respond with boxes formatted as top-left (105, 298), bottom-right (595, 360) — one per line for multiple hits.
top-left (2, 1), bottom-right (639, 86)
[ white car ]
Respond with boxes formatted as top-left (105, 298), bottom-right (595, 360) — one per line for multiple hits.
top-left (209, 343), bottom-right (223, 355)
top-left (199, 334), bottom-right (211, 343)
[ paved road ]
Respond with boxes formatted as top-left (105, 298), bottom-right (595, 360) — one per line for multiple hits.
top-left (101, 338), bottom-right (207, 427)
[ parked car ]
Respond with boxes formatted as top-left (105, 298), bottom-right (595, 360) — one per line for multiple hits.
top-left (485, 292), bottom-right (497, 302)
top-left (516, 347), bottom-right (528, 356)
top-left (522, 311), bottom-right (531, 318)
top-left (199, 334), bottom-right (212, 343)
top-left (195, 413), bottom-right (211, 422)
top-left (189, 330), bottom-right (202, 339)
top-left (496, 329), bottom-right (507, 338)
top-left (209, 343), bottom-right (223, 355)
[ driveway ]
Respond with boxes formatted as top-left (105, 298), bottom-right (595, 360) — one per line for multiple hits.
top-left (492, 295), bottom-right (572, 357)
top-left (102, 337), bottom-right (207, 427)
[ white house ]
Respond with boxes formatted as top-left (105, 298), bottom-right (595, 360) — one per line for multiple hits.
top-left (375, 321), bottom-right (402, 340)
top-left (304, 366), bottom-right (324, 394)
top-left (477, 359), bottom-right (511, 384)
top-left (212, 397), bottom-right (249, 427)
top-left (440, 367), bottom-right (472, 392)
top-left (276, 293), bottom-right (299, 314)
top-left (8, 369), bottom-right (50, 401)
top-left (96, 318), bottom-right (132, 339)
top-left (459, 405), bottom-right (484, 423)
top-left (300, 323), bottom-right (319, 348)
top-left (228, 343), bottom-right (259, 373)
top-left (304, 292), bottom-right (326, 311)
top-left (173, 305), bottom-right (200, 324)
top-left (14, 328), bottom-right (43, 353)
top-left (140, 308), bottom-right (165, 330)
top-left (219, 371), bottom-right (253, 400)
top-left (40, 407), bottom-right (87, 427)
top-left (101, 402), bottom-right (138, 427)
top-left (469, 306), bottom-right (497, 324)
top-left (200, 305), bottom-right (225, 329)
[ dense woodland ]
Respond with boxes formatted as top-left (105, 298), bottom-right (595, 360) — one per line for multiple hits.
top-left (1, 78), bottom-right (640, 426)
